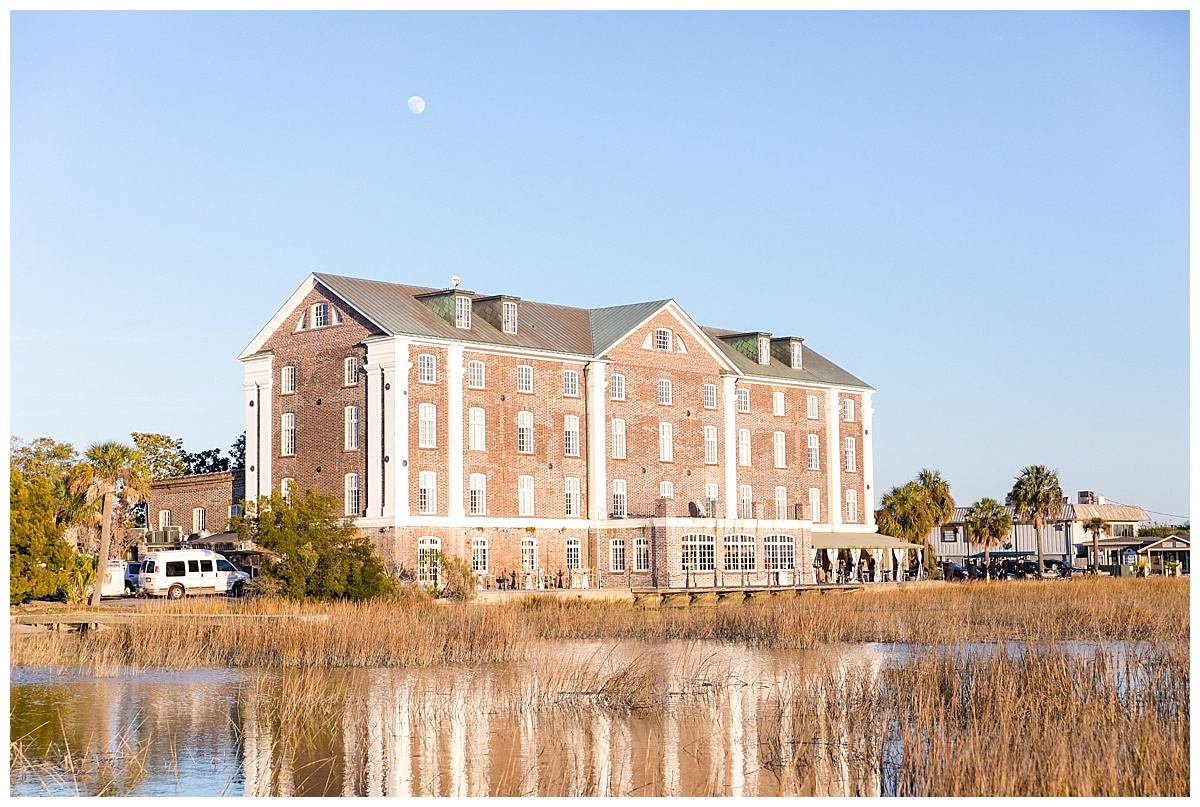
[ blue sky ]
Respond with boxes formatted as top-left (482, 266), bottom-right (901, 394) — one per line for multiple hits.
top-left (10, 11), bottom-right (1190, 522)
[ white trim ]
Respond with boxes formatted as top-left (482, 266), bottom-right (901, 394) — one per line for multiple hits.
top-left (350, 514), bottom-right (818, 530)
top-left (586, 361), bottom-right (608, 520)
top-left (239, 275), bottom-right (318, 360)
top-left (365, 337), bottom-right (397, 520)
top-left (722, 377), bottom-right (737, 518)
top-left (862, 390), bottom-right (876, 528)
top-left (391, 338), bottom-right (409, 518)
top-left (447, 344), bottom-right (465, 519)
top-left (241, 354), bottom-right (272, 504)
top-left (826, 388), bottom-right (842, 528)
top-left (595, 300), bottom-right (741, 373)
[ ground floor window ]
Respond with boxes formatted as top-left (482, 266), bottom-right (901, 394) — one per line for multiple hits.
top-left (764, 534), bottom-right (795, 570)
top-left (611, 538), bottom-right (626, 573)
top-left (682, 534), bottom-right (716, 572)
top-left (566, 537), bottom-right (581, 569)
top-left (418, 536), bottom-right (441, 588)
top-left (724, 533), bottom-right (756, 572)
top-left (471, 537), bottom-right (488, 575)
top-left (521, 536), bottom-right (538, 572)
top-left (635, 536), bottom-right (650, 572)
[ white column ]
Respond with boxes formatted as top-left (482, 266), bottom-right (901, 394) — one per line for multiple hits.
top-left (722, 377), bottom-right (738, 518)
top-left (585, 361), bottom-right (608, 520)
top-left (826, 388), bottom-right (842, 528)
top-left (447, 345), bottom-right (466, 519)
top-left (392, 338), bottom-right (410, 519)
top-left (365, 339), bottom-right (396, 520)
top-left (862, 390), bottom-right (876, 529)
top-left (241, 355), bottom-right (273, 505)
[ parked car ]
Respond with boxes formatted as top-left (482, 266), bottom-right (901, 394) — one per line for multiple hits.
top-left (941, 561), bottom-right (969, 581)
top-left (138, 549), bottom-right (250, 599)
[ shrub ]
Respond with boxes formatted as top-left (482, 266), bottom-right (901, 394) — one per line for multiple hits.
top-left (10, 470), bottom-right (76, 603)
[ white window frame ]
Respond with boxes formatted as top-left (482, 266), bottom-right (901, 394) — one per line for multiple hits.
top-left (609, 374), bottom-right (625, 401)
top-left (471, 537), bottom-right (488, 574)
top-left (503, 301), bottom-right (518, 334)
top-left (455, 295), bottom-right (472, 329)
top-left (705, 483), bottom-right (719, 517)
top-left (418, 403), bottom-right (437, 449)
top-left (774, 486), bottom-right (787, 521)
top-left (281, 413), bottom-right (296, 456)
top-left (724, 533), bottom-right (756, 572)
top-left (773, 391), bottom-right (784, 416)
top-left (566, 537), bottom-right (582, 569)
top-left (611, 538), bottom-right (626, 573)
top-left (521, 535), bottom-right (537, 571)
top-left (739, 485), bottom-right (753, 519)
top-left (682, 533), bottom-right (716, 572)
top-left (791, 342), bottom-right (802, 370)
top-left (312, 302), bottom-right (329, 328)
top-left (344, 474), bottom-right (360, 516)
top-left (635, 536), bottom-right (650, 572)
top-left (738, 429), bottom-right (751, 467)
top-left (344, 406), bottom-right (360, 450)
top-left (655, 328), bottom-right (672, 351)
top-left (468, 407), bottom-right (486, 451)
top-left (418, 471), bottom-right (437, 514)
top-left (703, 383), bottom-right (717, 410)
top-left (807, 394), bottom-right (819, 420)
top-left (757, 336), bottom-right (770, 365)
top-left (611, 479), bottom-right (627, 517)
top-left (844, 437), bottom-right (857, 472)
top-left (659, 422), bottom-right (673, 462)
top-left (843, 397), bottom-right (855, 422)
top-left (228, 504), bottom-right (242, 519)
top-left (773, 431), bottom-right (786, 468)
top-left (660, 480), bottom-right (674, 499)
top-left (281, 365), bottom-right (296, 395)
top-left (657, 379), bottom-right (672, 406)
top-left (344, 357), bottom-right (359, 386)
top-left (807, 434), bottom-right (820, 470)
top-left (846, 489), bottom-right (858, 523)
top-left (611, 418), bottom-right (626, 460)
top-left (704, 426), bottom-right (718, 465)
top-left (516, 365), bottom-right (533, 393)
top-left (158, 510), bottom-right (172, 529)
top-left (809, 488), bottom-right (821, 523)
top-left (736, 388), bottom-right (750, 413)
top-left (518, 475), bottom-right (534, 517)
top-left (280, 478), bottom-right (295, 505)
top-left (469, 473), bottom-right (486, 515)
top-left (564, 477), bottom-right (581, 517)
top-left (418, 354), bottom-right (436, 384)
top-left (192, 507), bottom-right (206, 533)
top-left (517, 411), bottom-right (534, 454)
top-left (564, 415), bottom-right (580, 457)
top-left (765, 534), bottom-right (796, 570)
top-left (563, 369), bottom-right (580, 397)
top-left (468, 360), bottom-right (485, 389)
top-left (418, 536), bottom-right (440, 588)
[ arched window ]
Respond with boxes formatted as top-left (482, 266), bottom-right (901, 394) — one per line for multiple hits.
top-left (724, 534), bottom-right (756, 572)
top-left (521, 535), bottom-right (538, 571)
top-left (764, 535), bottom-right (795, 570)
top-left (417, 536), bottom-right (441, 588)
top-left (566, 537), bottom-right (582, 569)
top-left (681, 534), bottom-right (716, 572)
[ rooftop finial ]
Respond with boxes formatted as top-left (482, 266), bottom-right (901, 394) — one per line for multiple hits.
top-left (451, 276), bottom-right (461, 288)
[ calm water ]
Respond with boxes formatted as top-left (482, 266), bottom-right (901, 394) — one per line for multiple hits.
top-left (9, 639), bottom-right (1137, 797)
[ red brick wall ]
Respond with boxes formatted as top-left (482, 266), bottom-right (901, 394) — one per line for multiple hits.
top-left (838, 390), bottom-right (866, 522)
top-left (407, 345), bottom-right (450, 515)
top-left (735, 381), bottom-right (830, 519)
top-left (147, 472), bottom-right (237, 534)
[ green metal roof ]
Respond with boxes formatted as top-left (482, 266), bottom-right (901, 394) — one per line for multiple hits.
top-left (702, 327), bottom-right (873, 390)
top-left (588, 299), bottom-right (671, 355)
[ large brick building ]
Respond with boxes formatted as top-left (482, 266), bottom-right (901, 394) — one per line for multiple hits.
top-left (239, 274), bottom-right (878, 588)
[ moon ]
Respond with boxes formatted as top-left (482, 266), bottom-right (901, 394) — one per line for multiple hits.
top-left (407, 96), bottom-right (425, 114)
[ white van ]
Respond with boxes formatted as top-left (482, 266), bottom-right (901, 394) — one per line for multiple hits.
top-left (138, 549), bottom-right (250, 599)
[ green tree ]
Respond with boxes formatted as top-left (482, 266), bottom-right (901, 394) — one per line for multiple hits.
top-left (1009, 465), bottom-right (1062, 577)
top-left (131, 432), bottom-right (187, 480)
top-left (10, 436), bottom-right (79, 481)
top-left (84, 442), bottom-right (148, 607)
top-left (51, 462), bottom-right (103, 551)
top-left (229, 432), bottom-right (246, 472)
top-left (231, 484), bottom-right (393, 602)
top-left (1083, 517), bottom-right (1108, 574)
top-left (10, 470), bottom-right (76, 604)
top-left (183, 447), bottom-right (231, 475)
top-left (965, 497), bottom-right (1012, 569)
top-left (917, 468), bottom-right (955, 575)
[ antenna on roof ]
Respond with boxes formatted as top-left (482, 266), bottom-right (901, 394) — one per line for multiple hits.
top-left (452, 276), bottom-right (461, 288)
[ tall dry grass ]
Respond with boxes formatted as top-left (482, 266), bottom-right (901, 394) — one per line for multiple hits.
top-left (10, 577), bottom-right (1187, 670)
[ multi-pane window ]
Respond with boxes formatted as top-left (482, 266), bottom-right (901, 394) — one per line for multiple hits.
top-left (773, 431), bottom-right (786, 468)
top-left (564, 415), bottom-right (580, 457)
top-left (807, 395), bottom-right (819, 419)
top-left (655, 328), bottom-right (672, 351)
top-left (658, 379), bottom-right (672, 405)
top-left (846, 489), bottom-right (858, 523)
top-left (313, 302), bottom-right (329, 328)
top-left (193, 507), bottom-right (206, 533)
top-left (469, 473), bottom-right (486, 515)
top-left (635, 536), bottom-right (650, 571)
top-left (725, 534), bottom-right (756, 572)
top-left (417, 536), bottom-right (440, 588)
top-left (344, 357), bottom-right (359, 386)
top-left (228, 504), bottom-right (242, 519)
top-left (659, 422), bottom-right (673, 462)
top-left (281, 413), bottom-right (296, 456)
top-left (611, 539), bottom-right (626, 572)
top-left (765, 534), bottom-right (795, 570)
top-left (468, 407), bottom-right (486, 451)
top-left (517, 411), bottom-right (534, 454)
top-left (344, 474), bottom-right (360, 516)
top-left (517, 365), bottom-right (533, 393)
top-left (660, 481), bottom-right (674, 499)
top-left (281, 365), bottom-right (296, 395)
top-left (843, 398), bottom-right (855, 422)
top-left (611, 419), bottom-right (626, 459)
top-left (807, 434), bottom-right (820, 470)
top-left (280, 478), bottom-right (295, 505)
top-left (518, 475), bottom-right (535, 517)
top-left (455, 295), bottom-right (472, 329)
top-left (682, 534), bottom-right (716, 572)
top-left (738, 429), bottom-right (751, 467)
top-left (704, 426), bottom-right (718, 465)
top-left (566, 537), bottom-right (581, 569)
top-left (418, 403), bottom-right (436, 448)
top-left (418, 354), bottom-right (436, 383)
top-left (844, 437), bottom-right (857, 472)
top-left (521, 536), bottom-right (537, 571)
top-left (344, 406), bottom-right (360, 450)
top-left (736, 388), bottom-right (750, 412)
top-left (791, 342), bottom-right (803, 370)
top-left (563, 370), bottom-right (579, 397)
top-left (703, 383), bottom-right (717, 409)
top-left (739, 485), bottom-right (754, 519)
top-left (705, 483), bottom-right (719, 518)
top-left (809, 488), bottom-right (821, 523)
top-left (158, 510), bottom-right (172, 530)
top-left (757, 336), bottom-right (770, 365)
top-left (468, 360), bottom-right (485, 389)
top-left (773, 391), bottom-right (785, 416)
top-left (564, 477), bottom-right (581, 517)
top-left (774, 486), bottom-right (787, 521)
top-left (418, 471), bottom-right (436, 514)
top-left (612, 479), bottom-right (628, 517)
top-left (503, 301), bottom-right (518, 334)
top-left (472, 537), bottom-right (488, 574)
top-left (609, 374), bottom-right (626, 401)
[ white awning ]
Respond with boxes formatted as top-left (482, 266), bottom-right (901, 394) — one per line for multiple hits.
top-left (811, 532), bottom-right (922, 550)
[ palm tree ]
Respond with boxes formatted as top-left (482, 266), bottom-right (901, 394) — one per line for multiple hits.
top-left (1008, 465), bottom-right (1062, 578)
top-left (84, 442), bottom-right (146, 607)
top-left (52, 462), bottom-right (103, 551)
top-left (1083, 516), bottom-right (1108, 574)
top-left (917, 469), bottom-right (955, 576)
top-left (965, 498), bottom-right (1012, 572)
top-left (877, 481), bottom-right (935, 543)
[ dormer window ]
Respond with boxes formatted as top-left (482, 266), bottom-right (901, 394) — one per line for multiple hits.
top-left (757, 336), bottom-right (770, 365)
top-left (455, 296), bottom-right (472, 329)
top-left (791, 341), bottom-right (803, 370)
top-left (503, 301), bottom-right (518, 334)
top-left (313, 303), bottom-right (329, 328)
top-left (655, 328), bottom-right (672, 351)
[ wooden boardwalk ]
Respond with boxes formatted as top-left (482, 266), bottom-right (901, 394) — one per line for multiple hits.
top-left (631, 583), bottom-right (864, 606)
